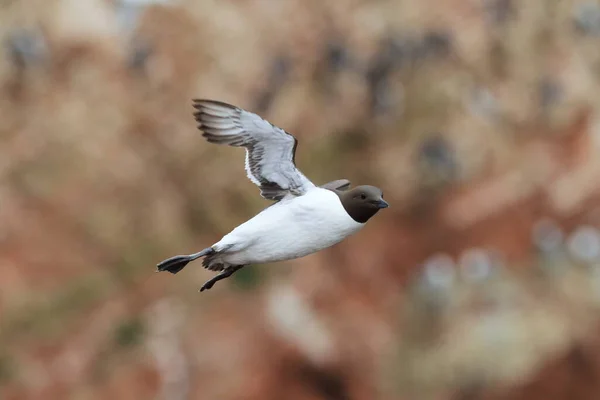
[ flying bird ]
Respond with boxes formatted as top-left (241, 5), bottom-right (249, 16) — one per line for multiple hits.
top-left (156, 100), bottom-right (389, 291)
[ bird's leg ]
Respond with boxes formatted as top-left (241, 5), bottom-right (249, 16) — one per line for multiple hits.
top-left (200, 265), bottom-right (245, 292)
top-left (156, 247), bottom-right (214, 274)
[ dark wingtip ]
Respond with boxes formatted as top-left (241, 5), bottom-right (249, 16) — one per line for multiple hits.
top-left (320, 179), bottom-right (351, 192)
top-left (156, 255), bottom-right (193, 274)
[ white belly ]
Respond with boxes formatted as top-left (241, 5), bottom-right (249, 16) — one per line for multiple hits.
top-left (214, 188), bottom-right (364, 265)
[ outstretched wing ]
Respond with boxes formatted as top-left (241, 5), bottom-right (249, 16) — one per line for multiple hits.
top-left (192, 99), bottom-right (315, 201)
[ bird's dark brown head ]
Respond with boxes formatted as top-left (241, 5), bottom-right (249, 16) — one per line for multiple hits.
top-left (337, 185), bottom-right (388, 223)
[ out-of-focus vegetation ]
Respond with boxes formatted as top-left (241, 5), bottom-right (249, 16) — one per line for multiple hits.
top-left (3, 0), bottom-right (600, 399)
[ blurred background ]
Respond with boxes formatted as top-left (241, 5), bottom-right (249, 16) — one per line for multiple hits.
top-left (4, 0), bottom-right (600, 399)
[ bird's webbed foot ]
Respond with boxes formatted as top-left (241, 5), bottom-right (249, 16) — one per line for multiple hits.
top-left (200, 265), bottom-right (245, 292)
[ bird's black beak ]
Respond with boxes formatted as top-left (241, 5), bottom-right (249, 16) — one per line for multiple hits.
top-left (376, 198), bottom-right (389, 209)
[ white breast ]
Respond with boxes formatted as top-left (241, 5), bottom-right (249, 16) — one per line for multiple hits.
top-left (215, 188), bottom-right (364, 265)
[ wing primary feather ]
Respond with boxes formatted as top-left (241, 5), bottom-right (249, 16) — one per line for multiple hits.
top-left (191, 99), bottom-right (315, 201)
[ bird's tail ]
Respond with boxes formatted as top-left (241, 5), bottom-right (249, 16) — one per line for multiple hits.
top-left (156, 247), bottom-right (214, 274)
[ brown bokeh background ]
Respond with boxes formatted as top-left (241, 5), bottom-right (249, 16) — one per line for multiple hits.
top-left (4, 0), bottom-right (600, 399)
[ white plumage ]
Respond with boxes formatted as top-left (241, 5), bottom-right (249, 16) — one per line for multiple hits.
top-left (211, 187), bottom-right (364, 266)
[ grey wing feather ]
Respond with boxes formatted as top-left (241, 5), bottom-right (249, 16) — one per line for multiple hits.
top-left (320, 179), bottom-right (351, 191)
top-left (192, 99), bottom-right (315, 201)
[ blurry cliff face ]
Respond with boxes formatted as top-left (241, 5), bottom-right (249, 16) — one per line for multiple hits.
top-left (4, 0), bottom-right (600, 399)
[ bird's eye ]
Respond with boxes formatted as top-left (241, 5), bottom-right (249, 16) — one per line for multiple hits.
top-left (360, 194), bottom-right (366, 200)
